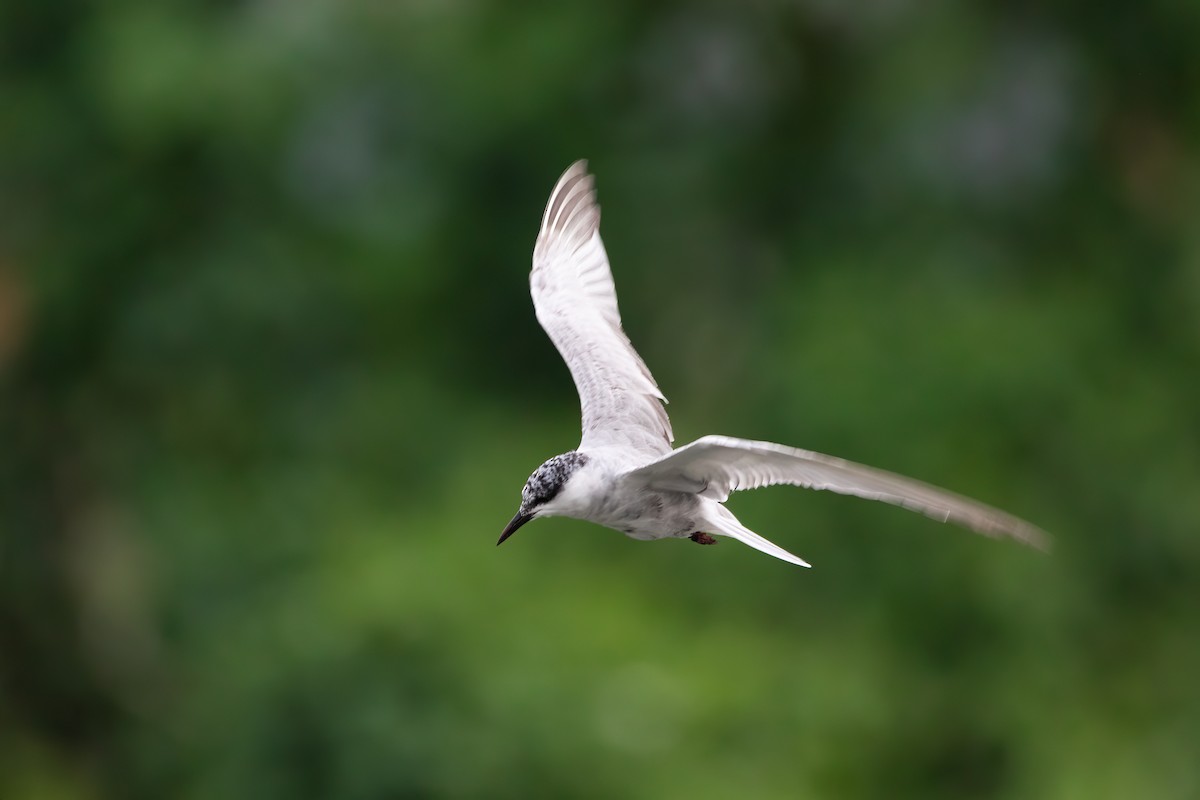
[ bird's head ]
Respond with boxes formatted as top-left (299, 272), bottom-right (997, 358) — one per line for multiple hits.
top-left (498, 451), bottom-right (591, 545)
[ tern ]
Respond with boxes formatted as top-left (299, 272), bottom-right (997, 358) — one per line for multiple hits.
top-left (499, 160), bottom-right (1048, 567)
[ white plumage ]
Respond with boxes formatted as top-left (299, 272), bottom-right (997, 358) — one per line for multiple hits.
top-left (500, 160), bottom-right (1048, 567)
top-left (531, 163), bottom-right (673, 459)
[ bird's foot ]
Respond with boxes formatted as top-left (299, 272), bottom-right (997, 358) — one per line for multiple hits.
top-left (689, 532), bottom-right (717, 546)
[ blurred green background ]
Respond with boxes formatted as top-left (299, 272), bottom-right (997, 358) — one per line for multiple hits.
top-left (3, 2), bottom-right (1199, 798)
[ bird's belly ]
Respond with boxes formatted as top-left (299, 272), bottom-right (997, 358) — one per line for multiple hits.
top-left (593, 491), bottom-right (700, 541)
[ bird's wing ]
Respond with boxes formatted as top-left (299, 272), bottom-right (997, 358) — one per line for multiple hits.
top-left (625, 435), bottom-right (1049, 549)
top-left (532, 160), bottom-right (673, 457)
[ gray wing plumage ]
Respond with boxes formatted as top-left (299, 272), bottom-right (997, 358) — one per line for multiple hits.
top-left (532, 161), bottom-right (673, 457)
top-left (625, 435), bottom-right (1049, 549)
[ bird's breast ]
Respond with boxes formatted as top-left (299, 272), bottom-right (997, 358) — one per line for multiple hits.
top-left (592, 489), bottom-right (700, 541)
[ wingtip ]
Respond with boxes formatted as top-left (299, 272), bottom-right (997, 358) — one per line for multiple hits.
top-left (539, 160), bottom-right (601, 244)
top-left (559, 159), bottom-right (590, 183)
top-left (1019, 525), bottom-right (1053, 554)
top-left (984, 515), bottom-right (1052, 553)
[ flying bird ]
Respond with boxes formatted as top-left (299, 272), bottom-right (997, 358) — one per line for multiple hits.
top-left (499, 160), bottom-right (1048, 567)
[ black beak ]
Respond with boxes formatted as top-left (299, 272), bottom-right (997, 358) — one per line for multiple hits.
top-left (497, 511), bottom-right (533, 546)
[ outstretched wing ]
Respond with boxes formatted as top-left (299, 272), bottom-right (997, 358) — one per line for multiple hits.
top-left (625, 435), bottom-right (1049, 549)
top-left (532, 160), bottom-right (673, 458)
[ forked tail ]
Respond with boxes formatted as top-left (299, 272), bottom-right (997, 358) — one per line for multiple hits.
top-left (704, 504), bottom-right (811, 568)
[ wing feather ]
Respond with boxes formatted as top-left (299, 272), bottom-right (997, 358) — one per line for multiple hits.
top-left (532, 161), bottom-right (673, 457)
top-left (626, 435), bottom-right (1049, 549)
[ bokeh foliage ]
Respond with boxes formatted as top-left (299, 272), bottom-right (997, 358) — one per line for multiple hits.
top-left (2, 2), bottom-right (1199, 798)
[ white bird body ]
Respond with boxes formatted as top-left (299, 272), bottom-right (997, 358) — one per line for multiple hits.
top-left (499, 160), bottom-right (1048, 567)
